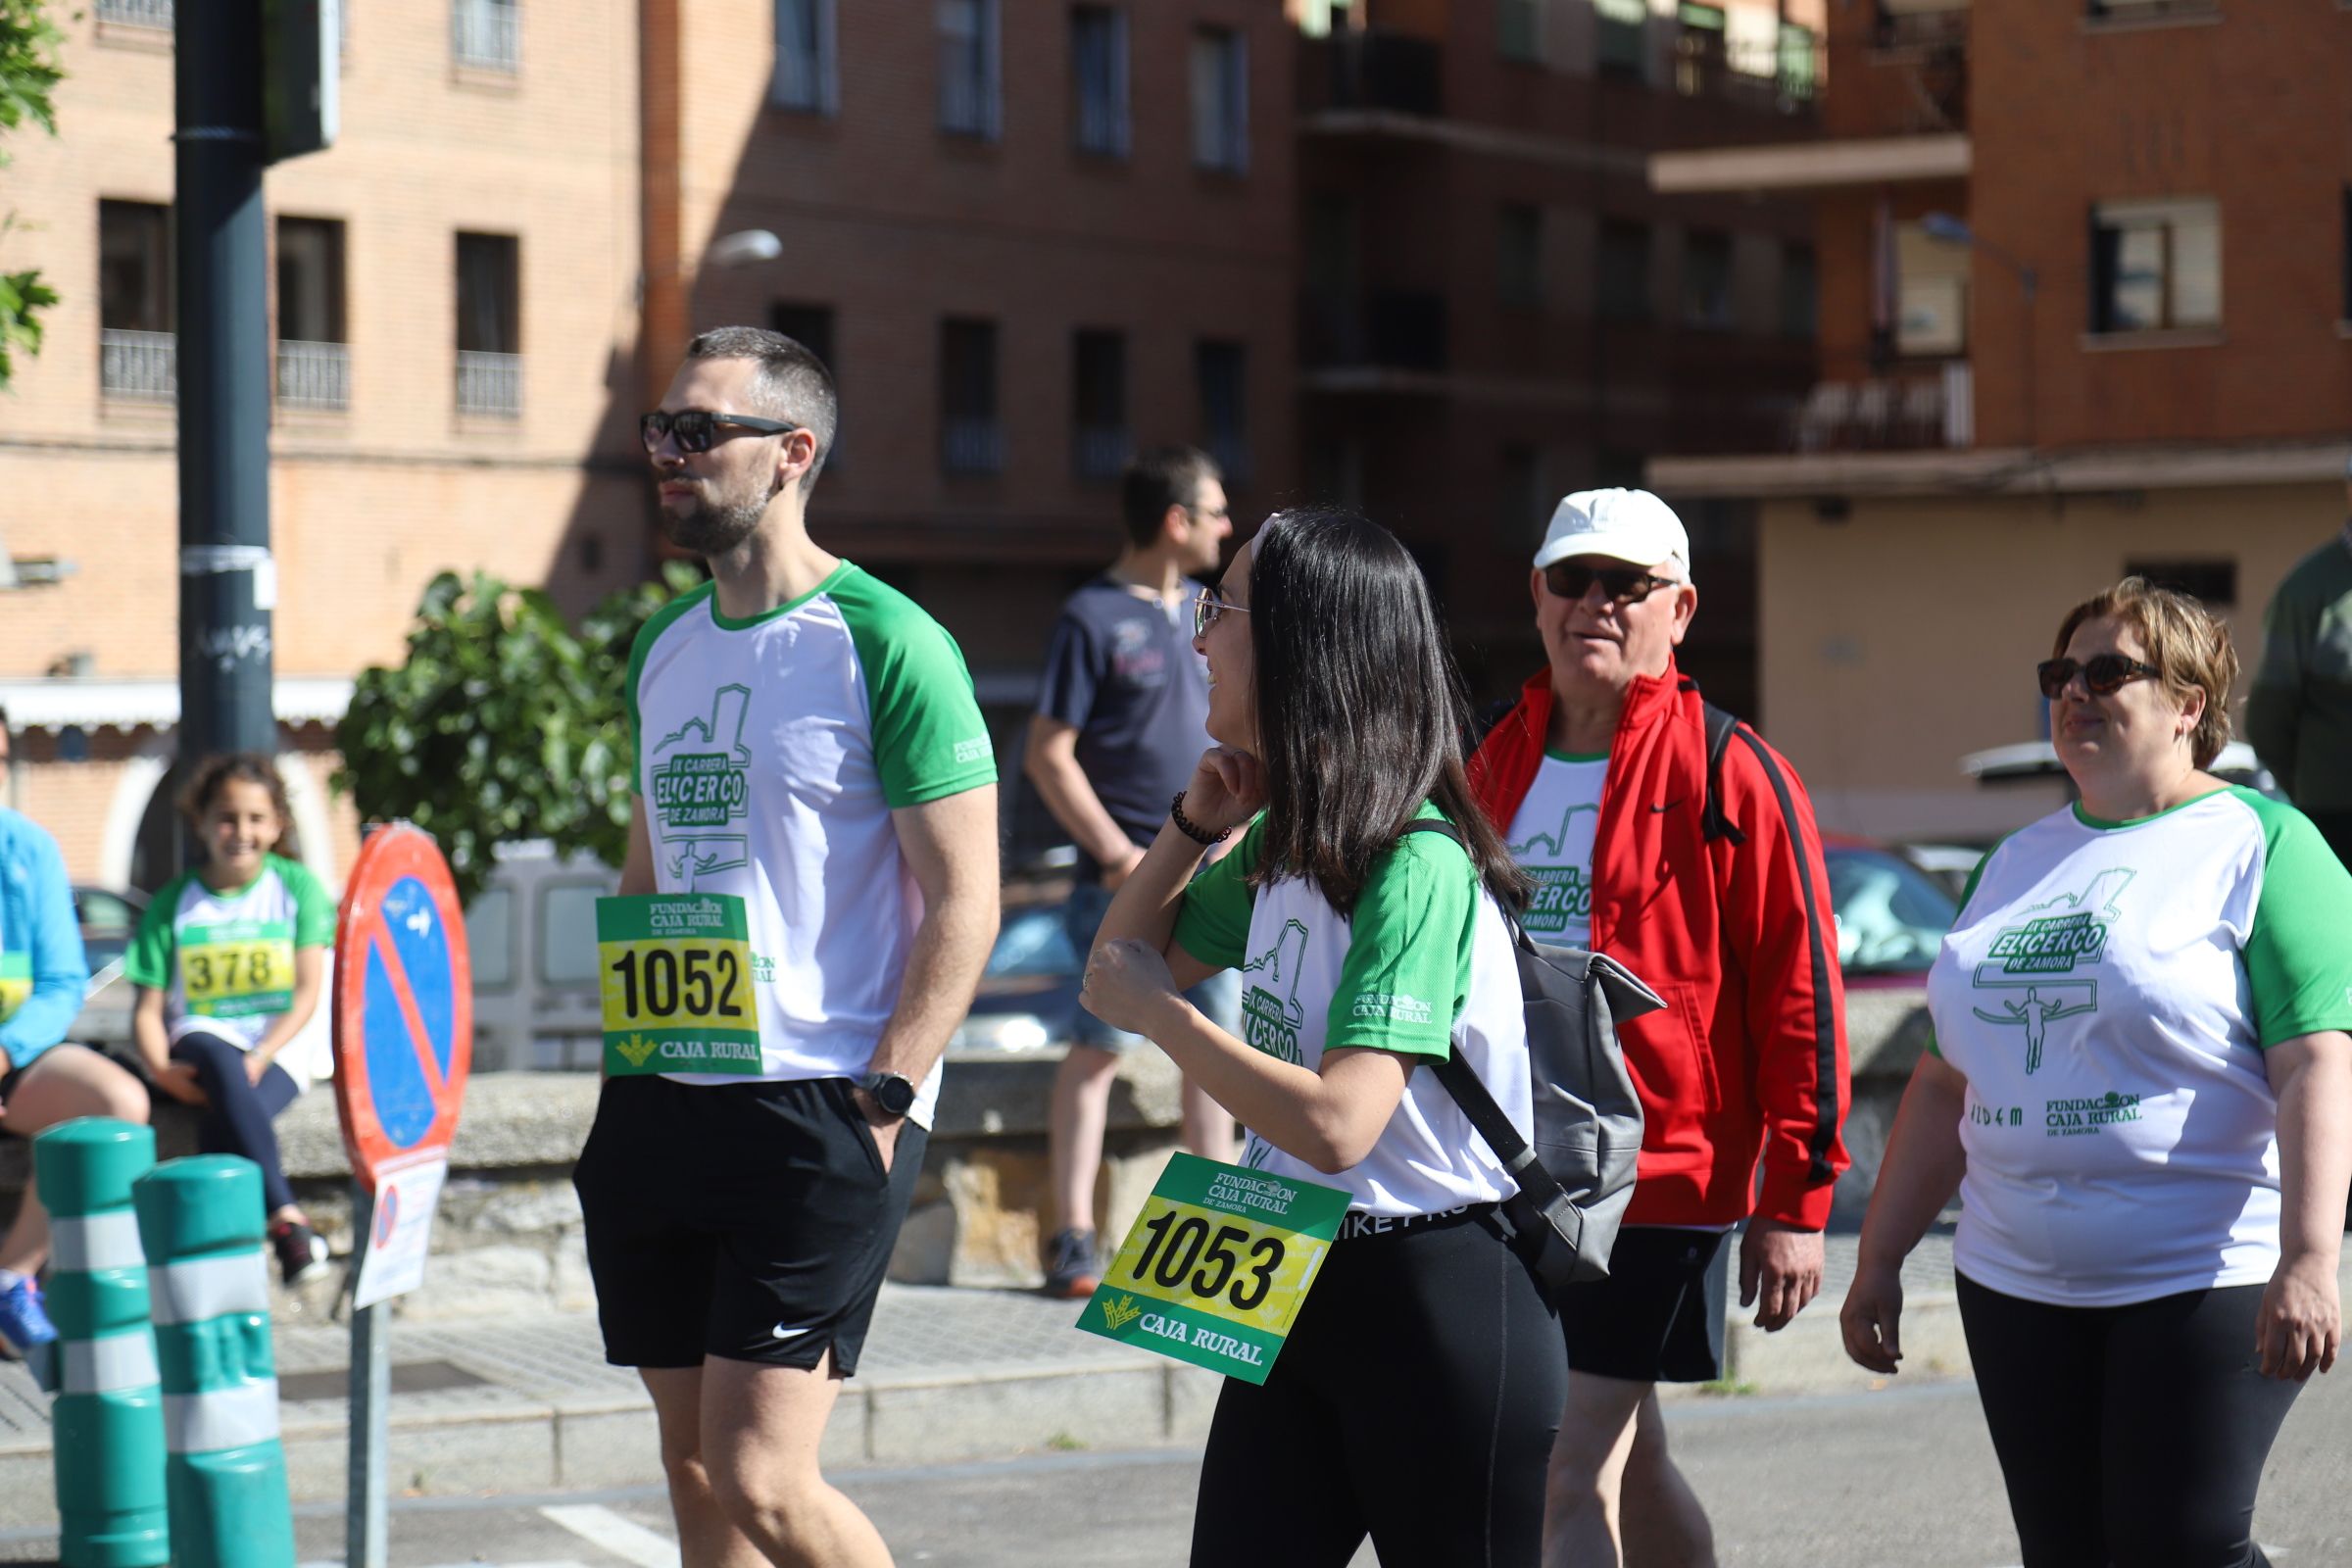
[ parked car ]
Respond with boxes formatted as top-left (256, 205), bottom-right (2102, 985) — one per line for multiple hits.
top-left (1822, 838), bottom-right (1959, 985)
top-left (1961, 739), bottom-right (2278, 797)
top-left (68, 884), bottom-right (150, 1048)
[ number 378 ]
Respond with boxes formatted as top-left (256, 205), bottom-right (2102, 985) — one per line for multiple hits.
top-left (1127, 1210), bottom-right (1283, 1311)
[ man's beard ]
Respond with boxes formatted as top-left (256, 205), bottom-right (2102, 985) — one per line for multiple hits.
top-left (658, 486), bottom-right (767, 557)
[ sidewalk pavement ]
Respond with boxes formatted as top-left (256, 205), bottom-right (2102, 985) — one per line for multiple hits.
top-left (0, 1234), bottom-right (1961, 1526)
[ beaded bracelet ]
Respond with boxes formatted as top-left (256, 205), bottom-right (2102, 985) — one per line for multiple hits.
top-left (1169, 791), bottom-right (1230, 847)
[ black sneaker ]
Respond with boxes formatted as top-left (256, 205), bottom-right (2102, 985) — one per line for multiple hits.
top-left (1042, 1228), bottom-right (1102, 1299)
top-left (270, 1218), bottom-right (329, 1286)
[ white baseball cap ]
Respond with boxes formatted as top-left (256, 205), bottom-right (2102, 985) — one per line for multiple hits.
top-left (1534, 488), bottom-right (1691, 582)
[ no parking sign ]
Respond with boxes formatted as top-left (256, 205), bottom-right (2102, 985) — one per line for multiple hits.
top-left (330, 824), bottom-right (471, 1307)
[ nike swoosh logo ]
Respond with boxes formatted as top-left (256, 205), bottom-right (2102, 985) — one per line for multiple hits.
top-left (770, 1324), bottom-right (815, 1342)
top-left (1649, 798), bottom-right (1685, 813)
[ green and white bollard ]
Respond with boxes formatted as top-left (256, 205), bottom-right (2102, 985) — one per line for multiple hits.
top-left (132, 1154), bottom-right (296, 1568)
top-left (33, 1117), bottom-right (170, 1568)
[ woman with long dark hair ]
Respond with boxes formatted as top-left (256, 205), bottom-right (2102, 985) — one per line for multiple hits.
top-left (1081, 506), bottom-right (1565, 1567)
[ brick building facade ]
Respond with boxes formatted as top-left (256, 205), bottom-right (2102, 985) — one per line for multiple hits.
top-left (0, 0), bottom-right (646, 887)
top-left (1652, 0), bottom-right (2352, 839)
top-left (1292, 0), bottom-right (1823, 712)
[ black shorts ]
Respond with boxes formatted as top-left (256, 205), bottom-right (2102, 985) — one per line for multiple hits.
top-left (572, 1073), bottom-right (927, 1376)
top-left (1558, 1225), bottom-right (1730, 1384)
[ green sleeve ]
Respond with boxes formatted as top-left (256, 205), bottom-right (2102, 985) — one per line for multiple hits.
top-left (2239, 790), bottom-right (2352, 1047)
top-left (123, 875), bottom-right (188, 991)
top-left (835, 572), bottom-right (999, 808)
top-left (1324, 827), bottom-right (1477, 1060)
top-left (282, 858), bottom-right (338, 948)
top-left (623, 582), bottom-right (714, 798)
top-left (1171, 816), bottom-right (1266, 970)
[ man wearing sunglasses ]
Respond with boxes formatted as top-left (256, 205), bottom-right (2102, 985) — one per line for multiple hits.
top-left (578, 327), bottom-right (1000, 1568)
top-left (1466, 488), bottom-right (1849, 1568)
top-left (2247, 452), bottom-right (2352, 870)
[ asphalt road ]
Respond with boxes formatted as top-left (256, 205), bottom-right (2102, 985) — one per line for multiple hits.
top-left (4, 1365), bottom-right (2344, 1566)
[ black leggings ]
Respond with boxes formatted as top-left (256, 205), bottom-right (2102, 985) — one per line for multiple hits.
top-left (1956, 1271), bottom-right (2303, 1568)
top-left (170, 1030), bottom-right (302, 1214)
top-left (1190, 1205), bottom-right (1567, 1568)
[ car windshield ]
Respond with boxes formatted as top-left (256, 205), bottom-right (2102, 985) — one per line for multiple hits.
top-left (1826, 846), bottom-right (1959, 977)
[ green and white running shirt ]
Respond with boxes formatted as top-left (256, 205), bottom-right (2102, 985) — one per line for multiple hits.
top-left (1172, 805), bottom-right (1532, 1217)
top-left (1504, 752), bottom-right (1607, 947)
top-left (626, 567), bottom-right (996, 1119)
top-left (1928, 787), bottom-right (2352, 1306)
top-left (125, 854), bottom-right (335, 1060)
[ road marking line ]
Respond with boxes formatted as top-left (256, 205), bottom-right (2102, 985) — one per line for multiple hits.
top-left (540, 1503), bottom-right (682, 1568)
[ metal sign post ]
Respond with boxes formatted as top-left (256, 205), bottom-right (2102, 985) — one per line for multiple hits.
top-left (328, 824), bottom-right (472, 1568)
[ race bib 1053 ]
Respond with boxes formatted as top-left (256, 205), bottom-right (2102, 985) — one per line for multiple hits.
top-left (1075, 1152), bottom-right (1349, 1385)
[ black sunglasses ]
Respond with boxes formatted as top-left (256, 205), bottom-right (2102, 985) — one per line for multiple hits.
top-left (1543, 563), bottom-right (1682, 606)
top-left (2036, 655), bottom-right (2162, 700)
top-left (640, 409), bottom-right (800, 456)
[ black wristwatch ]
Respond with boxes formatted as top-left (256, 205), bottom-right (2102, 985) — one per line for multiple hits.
top-left (860, 1071), bottom-right (917, 1120)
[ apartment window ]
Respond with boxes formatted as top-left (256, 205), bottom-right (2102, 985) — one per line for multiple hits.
top-left (2090, 197), bottom-right (2220, 333)
top-left (1498, 204), bottom-right (1543, 312)
top-left (1071, 6), bottom-right (1130, 158)
top-left (773, 0), bottom-right (838, 114)
top-left (1894, 219), bottom-right (1970, 356)
top-left (1596, 220), bottom-right (1652, 323)
top-left (938, 0), bottom-right (1003, 140)
top-left (455, 231), bottom-right (521, 417)
top-left (1071, 329), bottom-right (1128, 481)
top-left (99, 200), bottom-right (174, 402)
top-left (1498, 444), bottom-right (1544, 550)
top-left (1681, 231), bottom-right (1734, 330)
top-left (452, 0), bottom-right (518, 74)
top-left (1196, 339), bottom-right (1248, 481)
top-left (275, 217), bottom-right (349, 412)
top-left (1596, 0), bottom-right (1645, 79)
top-left (1498, 0), bottom-right (1542, 63)
top-left (1297, 0), bottom-right (1352, 38)
top-left (2124, 559), bottom-right (2235, 608)
top-left (2342, 185), bottom-right (2352, 323)
top-left (769, 303), bottom-right (837, 464)
top-left (1779, 242), bottom-right (1818, 339)
top-left (940, 318), bottom-right (1003, 475)
top-left (1190, 26), bottom-right (1248, 175)
top-left (2086, 0), bottom-right (2217, 20)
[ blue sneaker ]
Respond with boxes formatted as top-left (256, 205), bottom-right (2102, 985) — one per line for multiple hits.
top-left (0, 1276), bottom-right (58, 1391)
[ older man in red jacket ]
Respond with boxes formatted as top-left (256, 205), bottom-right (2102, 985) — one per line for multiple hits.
top-left (1469, 489), bottom-right (1849, 1568)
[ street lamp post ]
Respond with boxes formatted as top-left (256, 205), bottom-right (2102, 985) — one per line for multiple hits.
top-left (1923, 211), bottom-right (2038, 450)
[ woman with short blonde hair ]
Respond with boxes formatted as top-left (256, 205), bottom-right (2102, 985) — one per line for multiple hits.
top-left (1843, 578), bottom-right (2352, 1567)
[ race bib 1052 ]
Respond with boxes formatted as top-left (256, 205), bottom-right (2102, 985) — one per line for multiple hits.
top-left (596, 894), bottom-right (762, 1075)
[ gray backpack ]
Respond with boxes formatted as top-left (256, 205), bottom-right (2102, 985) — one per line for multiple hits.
top-left (1398, 820), bottom-right (1660, 1294)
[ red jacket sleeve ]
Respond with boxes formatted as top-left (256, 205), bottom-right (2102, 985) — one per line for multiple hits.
top-left (1716, 728), bottom-right (1850, 1229)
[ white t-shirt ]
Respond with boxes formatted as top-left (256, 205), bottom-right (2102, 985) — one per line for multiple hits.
top-left (1172, 808), bottom-right (1533, 1217)
top-left (1928, 787), bottom-right (2352, 1306)
top-left (1504, 752), bottom-right (1607, 949)
top-left (627, 567), bottom-right (997, 1124)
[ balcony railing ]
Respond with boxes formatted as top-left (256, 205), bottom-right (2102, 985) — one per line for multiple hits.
top-left (456, 350), bottom-right (522, 417)
top-left (276, 340), bottom-right (350, 412)
top-left (452, 0), bottom-right (518, 73)
top-left (1300, 290), bottom-right (1449, 372)
top-left (1787, 363), bottom-right (1972, 452)
top-left (1073, 426), bottom-right (1130, 482)
top-left (1672, 28), bottom-right (1821, 111)
top-left (100, 329), bottom-right (176, 402)
top-left (95, 0), bottom-right (173, 27)
top-left (1875, 0), bottom-right (1970, 50)
top-left (942, 417), bottom-right (1005, 475)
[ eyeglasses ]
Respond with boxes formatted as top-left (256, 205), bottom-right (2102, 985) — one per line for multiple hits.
top-left (1542, 563), bottom-right (1683, 606)
top-left (2036, 655), bottom-right (2162, 700)
top-left (639, 409), bottom-right (800, 456)
top-left (1193, 586), bottom-right (1250, 639)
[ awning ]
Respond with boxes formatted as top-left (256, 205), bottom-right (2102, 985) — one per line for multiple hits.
top-left (0, 677), bottom-right (355, 734)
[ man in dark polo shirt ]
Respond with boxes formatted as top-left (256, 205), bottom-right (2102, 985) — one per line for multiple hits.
top-left (1023, 446), bottom-right (1241, 1298)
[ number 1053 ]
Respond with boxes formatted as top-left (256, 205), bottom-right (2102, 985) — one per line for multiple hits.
top-left (1124, 1209), bottom-right (1284, 1313)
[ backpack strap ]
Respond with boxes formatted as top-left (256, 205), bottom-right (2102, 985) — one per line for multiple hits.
top-left (1700, 701), bottom-right (1747, 847)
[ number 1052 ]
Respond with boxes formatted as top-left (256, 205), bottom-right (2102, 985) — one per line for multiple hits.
top-left (609, 946), bottom-right (745, 1020)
